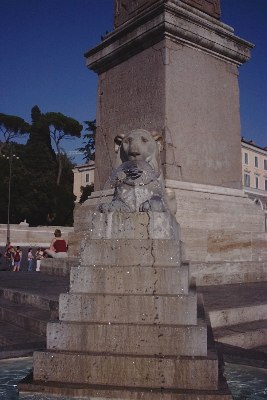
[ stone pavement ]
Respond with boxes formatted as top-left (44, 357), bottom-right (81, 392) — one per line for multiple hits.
top-left (0, 270), bottom-right (266, 368)
top-left (0, 271), bottom-right (69, 359)
top-left (0, 270), bottom-right (69, 299)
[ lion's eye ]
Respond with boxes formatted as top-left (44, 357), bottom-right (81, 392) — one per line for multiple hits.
top-left (141, 137), bottom-right (148, 143)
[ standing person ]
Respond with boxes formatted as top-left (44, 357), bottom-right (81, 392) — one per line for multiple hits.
top-left (44, 229), bottom-right (68, 258)
top-left (35, 247), bottom-right (44, 272)
top-left (4, 242), bottom-right (14, 270)
top-left (13, 246), bottom-right (22, 272)
top-left (27, 248), bottom-right (34, 271)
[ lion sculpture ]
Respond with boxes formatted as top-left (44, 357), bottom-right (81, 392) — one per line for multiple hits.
top-left (98, 129), bottom-right (176, 213)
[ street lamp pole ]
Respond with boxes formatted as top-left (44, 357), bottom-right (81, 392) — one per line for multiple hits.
top-left (2, 147), bottom-right (19, 246)
top-left (6, 152), bottom-right (13, 245)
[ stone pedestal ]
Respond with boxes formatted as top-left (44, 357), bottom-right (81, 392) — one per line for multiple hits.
top-left (85, 0), bottom-right (253, 191)
top-left (20, 211), bottom-right (232, 399)
top-left (69, 182), bottom-right (267, 286)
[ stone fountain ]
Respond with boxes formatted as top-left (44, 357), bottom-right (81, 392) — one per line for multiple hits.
top-left (20, 130), bottom-right (232, 399)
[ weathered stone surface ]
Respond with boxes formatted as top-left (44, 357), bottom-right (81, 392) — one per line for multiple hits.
top-left (207, 232), bottom-right (267, 262)
top-left (80, 238), bottom-right (182, 267)
top-left (209, 303), bottom-right (267, 328)
top-left (181, 0), bottom-right (221, 19)
top-left (74, 182), bottom-right (266, 268)
top-left (161, 180), bottom-right (267, 265)
top-left (59, 291), bottom-right (197, 325)
top-left (182, 229), bottom-right (267, 263)
top-left (114, 0), bottom-right (159, 28)
top-left (33, 350), bottom-right (218, 390)
top-left (191, 261), bottom-right (267, 286)
top-left (169, 181), bottom-right (265, 234)
top-left (252, 233), bottom-right (267, 261)
top-left (213, 319), bottom-right (267, 349)
top-left (70, 264), bottom-right (189, 295)
top-left (19, 382), bottom-right (233, 400)
top-left (47, 320), bottom-right (207, 356)
top-left (87, 211), bottom-right (180, 240)
top-left (67, 231), bottom-right (82, 257)
top-left (40, 257), bottom-right (78, 277)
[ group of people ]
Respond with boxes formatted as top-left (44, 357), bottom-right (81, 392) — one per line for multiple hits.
top-left (4, 244), bottom-right (45, 272)
top-left (3, 229), bottom-right (68, 272)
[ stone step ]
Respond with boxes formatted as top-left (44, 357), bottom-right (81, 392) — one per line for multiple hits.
top-left (255, 345), bottom-right (267, 354)
top-left (0, 321), bottom-right (45, 359)
top-left (19, 377), bottom-right (232, 400)
top-left (191, 260), bottom-right (267, 286)
top-left (40, 257), bottom-right (79, 276)
top-left (47, 319), bottom-right (207, 357)
top-left (33, 349), bottom-right (219, 391)
top-left (209, 306), bottom-right (267, 330)
top-left (0, 297), bottom-right (53, 336)
top-left (59, 290), bottom-right (197, 325)
top-left (200, 282), bottom-right (267, 328)
top-left (0, 287), bottom-right (58, 312)
top-left (70, 264), bottom-right (189, 295)
top-left (0, 271), bottom-right (68, 357)
top-left (213, 319), bottom-right (267, 349)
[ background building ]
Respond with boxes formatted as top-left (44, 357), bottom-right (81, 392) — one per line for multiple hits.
top-left (72, 161), bottom-right (95, 202)
top-left (241, 138), bottom-right (267, 226)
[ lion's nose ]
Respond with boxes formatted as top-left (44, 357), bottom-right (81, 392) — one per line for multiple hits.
top-left (128, 151), bottom-right (140, 157)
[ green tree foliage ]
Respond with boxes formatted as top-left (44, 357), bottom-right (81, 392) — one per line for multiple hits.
top-left (0, 142), bottom-right (28, 224)
top-left (0, 106), bottom-right (80, 227)
top-left (30, 105), bottom-right (54, 152)
top-left (53, 154), bottom-right (76, 226)
top-left (20, 106), bottom-right (58, 226)
top-left (0, 113), bottom-right (30, 154)
top-left (45, 112), bottom-right (82, 185)
top-left (78, 119), bottom-right (96, 162)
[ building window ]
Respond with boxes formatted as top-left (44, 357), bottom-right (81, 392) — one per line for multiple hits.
top-left (244, 153), bottom-right (248, 164)
top-left (264, 159), bottom-right (267, 170)
top-left (244, 174), bottom-right (250, 187)
top-left (254, 156), bottom-right (258, 168)
top-left (265, 180), bottom-right (267, 191)
top-left (255, 176), bottom-right (259, 189)
top-left (85, 173), bottom-right (90, 183)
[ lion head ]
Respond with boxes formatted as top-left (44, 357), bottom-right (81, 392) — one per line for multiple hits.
top-left (114, 129), bottom-right (163, 179)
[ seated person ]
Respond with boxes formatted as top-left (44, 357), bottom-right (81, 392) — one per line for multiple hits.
top-left (45, 229), bottom-right (68, 258)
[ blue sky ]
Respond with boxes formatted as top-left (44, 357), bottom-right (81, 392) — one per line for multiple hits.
top-left (0, 0), bottom-right (266, 164)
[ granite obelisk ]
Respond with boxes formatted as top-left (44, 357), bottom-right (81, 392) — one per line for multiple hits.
top-left (86, 0), bottom-right (253, 190)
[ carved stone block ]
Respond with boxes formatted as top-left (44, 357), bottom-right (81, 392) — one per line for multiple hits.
top-left (114, 0), bottom-right (158, 27)
top-left (181, 0), bottom-right (221, 19)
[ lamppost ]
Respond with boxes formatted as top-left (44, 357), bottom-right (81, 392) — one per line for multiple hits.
top-left (2, 148), bottom-right (19, 246)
